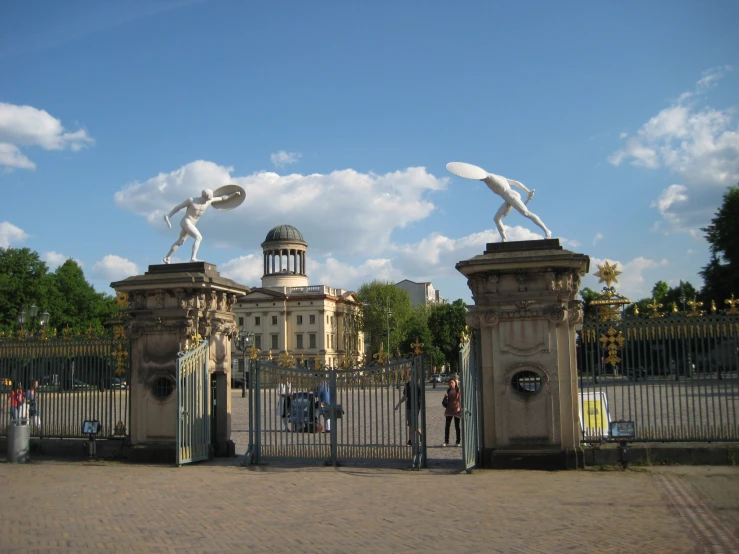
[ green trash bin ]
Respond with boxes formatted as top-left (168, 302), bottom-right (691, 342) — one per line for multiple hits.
top-left (8, 420), bottom-right (31, 463)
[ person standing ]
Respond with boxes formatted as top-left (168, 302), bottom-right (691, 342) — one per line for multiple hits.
top-left (316, 377), bottom-right (331, 433)
top-left (394, 378), bottom-right (422, 445)
top-left (276, 376), bottom-right (292, 431)
top-left (26, 380), bottom-right (40, 427)
top-left (4, 383), bottom-right (26, 423)
top-left (443, 378), bottom-right (461, 447)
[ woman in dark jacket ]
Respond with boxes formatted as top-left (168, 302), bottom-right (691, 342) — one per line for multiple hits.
top-left (443, 378), bottom-right (461, 446)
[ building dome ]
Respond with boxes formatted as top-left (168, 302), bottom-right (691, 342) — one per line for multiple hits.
top-left (263, 225), bottom-right (306, 245)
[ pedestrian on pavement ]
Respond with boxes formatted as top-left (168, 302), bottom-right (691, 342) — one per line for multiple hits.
top-left (443, 378), bottom-right (461, 447)
top-left (276, 376), bottom-right (292, 431)
top-left (394, 378), bottom-right (422, 445)
top-left (26, 380), bottom-right (40, 427)
top-left (316, 375), bottom-right (331, 433)
top-left (3, 382), bottom-right (26, 423)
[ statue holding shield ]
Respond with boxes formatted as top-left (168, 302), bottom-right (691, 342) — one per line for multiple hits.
top-left (163, 184), bottom-right (245, 264)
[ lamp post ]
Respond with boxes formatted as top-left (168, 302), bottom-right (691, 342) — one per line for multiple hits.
top-left (235, 330), bottom-right (255, 398)
top-left (16, 304), bottom-right (50, 338)
top-left (385, 299), bottom-right (392, 355)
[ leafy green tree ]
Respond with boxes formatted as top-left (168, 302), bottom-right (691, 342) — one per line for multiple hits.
top-left (0, 247), bottom-right (118, 334)
top-left (398, 305), bottom-right (445, 370)
top-left (357, 281), bottom-right (413, 356)
top-left (651, 281), bottom-right (669, 302)
top-left (0, 248), bottom-right (53, 332)
top-left (427, 299), bottom-right (467, 372)
top-left (580, 287), bottom-right (600, 320)
top-left (701, 185), bottom-right (739, 304)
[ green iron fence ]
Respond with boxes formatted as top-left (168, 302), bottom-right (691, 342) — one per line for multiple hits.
top-left (0, 331), bottom-right (130, 439)
top-left (578, 304), bottom-right (739, 443)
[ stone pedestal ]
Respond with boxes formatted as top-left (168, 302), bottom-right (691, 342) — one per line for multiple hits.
top-left (112, 262), bottom-right (248, 462)
top-left (456, 239), bottom-right (589, 469)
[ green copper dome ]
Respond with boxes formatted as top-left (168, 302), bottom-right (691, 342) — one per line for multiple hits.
top-left (262, 225), bottom-right (306, 245)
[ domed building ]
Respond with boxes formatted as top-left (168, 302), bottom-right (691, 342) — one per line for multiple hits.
top-left (232, 224), bottom-right (364, 368)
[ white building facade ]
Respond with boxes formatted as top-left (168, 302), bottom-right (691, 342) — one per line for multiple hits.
top-left (395, 279), bottom-right (441, 307)
top-left (233, 225), bottom-right (364, 368)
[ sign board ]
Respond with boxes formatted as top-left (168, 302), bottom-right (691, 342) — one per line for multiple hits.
top-left (578, 391), bottom-right (610, 439)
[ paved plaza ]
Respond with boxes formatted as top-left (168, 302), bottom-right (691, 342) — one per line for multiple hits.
top-left (1, 460), bottom-right (738, 553)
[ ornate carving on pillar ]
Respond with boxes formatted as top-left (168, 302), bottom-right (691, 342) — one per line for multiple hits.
top-left (515, 273), bottom-right (528, 292)
top-left (466, 312), bottom-right (481, 329)
top-left (154, 290), bottom-right (166, 309)
top-left (484, 310), bottom-right (499, 326)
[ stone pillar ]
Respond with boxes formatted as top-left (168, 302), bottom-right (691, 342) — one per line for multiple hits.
top-left (111, 262), bottom-right (248, 462)
top-left (456, 239), bottom-right (589, 469)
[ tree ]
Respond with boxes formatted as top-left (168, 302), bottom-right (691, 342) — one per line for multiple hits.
top-left (357, 281), bottom-right (413, 356)
top-left (399, 306), bottom-right (445, 370)
top-left (427, 299), bottom-right (467, 372)
top-left (0, 248), bottom-right (53, 332)
top-left (580, 287), bottom-right (600, 320)
top-left (0, 247), bottom-right (118, 334)
top-left (701, 185), bottom-right (739, 304)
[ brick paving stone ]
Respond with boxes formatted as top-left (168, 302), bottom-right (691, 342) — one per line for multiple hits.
top-left (3, 460), bottom-right (737, 552)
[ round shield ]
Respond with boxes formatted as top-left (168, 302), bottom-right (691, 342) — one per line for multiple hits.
top-left (212, 184), bottom-right (246, 210)
top-left (446, 162), bottom-right (489, 180)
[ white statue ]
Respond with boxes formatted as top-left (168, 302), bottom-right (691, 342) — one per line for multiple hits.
top-left (163, 186), bottom-right (244, 264)
top-left (446, 162), bottom-right (552, 242)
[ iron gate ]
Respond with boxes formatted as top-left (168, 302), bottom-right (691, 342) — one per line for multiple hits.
top-left (578, 272), bottom-right (739, 443)
top-left (245, 356), bottom-right (426, 468)
top-left (459, 328), bottom-right (481, 472)
top-left (176, 340), bottom-right (210, 466)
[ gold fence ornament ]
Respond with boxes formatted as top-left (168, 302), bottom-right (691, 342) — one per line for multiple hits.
top-left (247, 345), bottom-right (260, 360)
top-left (373, 344), bottom-right (388, 365)
top-left (726, 294), bottom-right (739, 315)
top-left (647, 296), bottom-right (664, 319)
top-left (410, 337), bottom-right (424, 355)
top-left (687, 297), bottom-right (704, 317)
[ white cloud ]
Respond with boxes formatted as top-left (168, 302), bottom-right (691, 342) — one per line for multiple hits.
top-left (0, 143), bottom-right (35, 169)
top-left (0, 221), bottom-right (29, 248)
top-left (114, 160), bottom-right (448, 257)
top-left (592, 232), bottom-right (604, 246)
top-left (608, 67), bottom-right (739, 233)
top-left (219, 254), bottom-right (264, 287)
top-left (270, 150), bottom-right (302, 168)
top-left (582, 256), bottom-right (669, 300)
top-left (0, 102), bottom-right (93, 170)
top-left (41, 251), bottom-right (82, 270)
top-left (92, 255), bottom-right (139, 281)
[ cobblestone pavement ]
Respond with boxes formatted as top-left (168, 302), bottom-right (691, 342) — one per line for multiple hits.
top-left (1, 460), bottom-right (738, 553)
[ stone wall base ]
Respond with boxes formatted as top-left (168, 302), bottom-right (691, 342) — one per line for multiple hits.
top-left (484, 447), bottom-right (584, 470)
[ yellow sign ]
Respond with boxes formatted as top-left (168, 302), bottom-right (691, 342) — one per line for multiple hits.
top-left (578, 392), bottom-right (610, 438)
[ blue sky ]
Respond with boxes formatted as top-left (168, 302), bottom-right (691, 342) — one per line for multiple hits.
top-left (1, 0), bottom-right (738, 303)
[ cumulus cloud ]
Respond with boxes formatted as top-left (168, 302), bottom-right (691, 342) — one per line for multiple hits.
top-left (592, 232), bottom-right (604, 246)
top-left (0, 143), bottom-right (35, 170)
top-left (114, 160), bottom-right (448, 257)
top-left (0, 102), bottom-right (93, 170)
top-left (270, 150), bottom-right (302, 168)
top-left (608, 67), bottom-right (739, 233)
top-left (0, 221), bottom-right (29, 248)
top-left (582, 256), bottom-right (669, 300)
top-left (41, 251), bottom-right (82, 270)
top-left (219, 254), bottom-right (264, 287)
top-left (92, 255), bottom-right (139, 281)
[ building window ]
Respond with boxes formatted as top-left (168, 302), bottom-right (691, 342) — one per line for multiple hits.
top-left (255, 316), bottom-right (261, 326)
top-left (272, 316), bottom-right (278, 325)
top-left (309, 314), bottom-right (315, 324)
top-left (296, 334), bottom-right (304, 349)
top-left (271, 335), bottom-right (278, 350)
top-left (255, 335), bottom-right (262, 350)
top-left (297, 315), bottom-right (303, 325)
top-left (238, 317), bottom-right (244, 326)
top-left (309, 334), bottom-right (316, 348)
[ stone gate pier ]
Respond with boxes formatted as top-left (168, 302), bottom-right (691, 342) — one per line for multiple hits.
top-left (457, 239), bottom-right (589, 469)
top-left (112, 262), bottom-right (248, 462)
